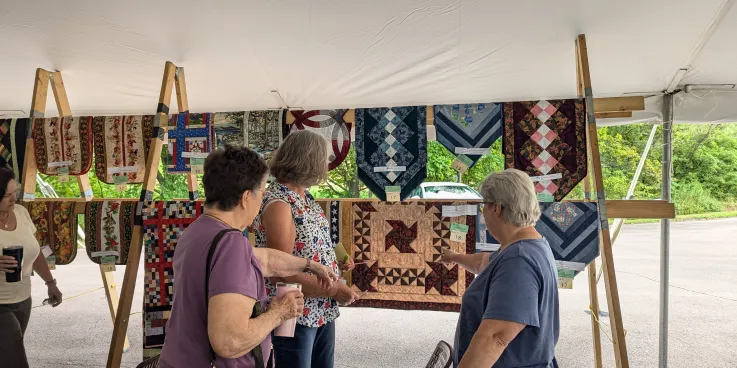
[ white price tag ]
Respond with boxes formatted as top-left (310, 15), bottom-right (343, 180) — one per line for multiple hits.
top-left (47, 161), bottom-right (74, 168)
top-left (91, 250), bottom-right (120, 258)
top-left (41, 246), bottom-right (54, 258)
top-left (530, 173), bottom-right (563, 182)
top-left (180, 152), bottom-right (210, 159)
top-left (476, 243), bottom-right (501, 252)
top-left (555, 261), bottom-right (586, 272)
top-left (108, 166), bottom-right (138, 174)
top-left (455, 147), bottom-right (490, 155)
top-left (558, 277), bottom-right (573, 289)
top-left (373, 166), bottom-right (406, 173)
top-left (450, 231), bottom-right (465, 243)
top-left (442, 205), bottom-right (477, 217)
top-left (426, 125), bottom-right (437, 141)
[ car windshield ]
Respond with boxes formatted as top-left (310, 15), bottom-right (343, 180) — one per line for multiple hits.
top-left (423, 185), bottom-right (481, 199)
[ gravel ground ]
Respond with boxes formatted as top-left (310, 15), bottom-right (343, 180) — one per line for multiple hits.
top-left (23, 218), bottom-right (737, 367)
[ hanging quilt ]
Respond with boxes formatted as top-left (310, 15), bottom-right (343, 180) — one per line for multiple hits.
top-left (0, 118), bottom-right (29, 180)
top-left (434, 103), bottom-right (502, 168)
top-left (285, 110), bottom-right (352, 170)
top-left (350, 201), bottom-right (474, 312)
top-left (32, 116), bottom-right (93, 176)
top-left (84, 201), bottom-right (136, 265)
top-left (355, 107), bottom-right (427, 201)
top-left (212, 111), bottom-right (246, 149)
top-left (166, 113), bottom-right (213, 173)
top-left (92, 115), bottom-right (154, 184)
top-left (475, 202), bottom-right (600, 271)
top-left (502, 99), bottom-right (587, 201)
top-left (26, 201), bottom-right (78, 265)
top-left (246, 110), bottom-right (283, 161)
top-left (142, 200), bottom-right (203, 358)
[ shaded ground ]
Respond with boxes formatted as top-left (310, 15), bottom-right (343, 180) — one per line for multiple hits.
top-left (24, 219), bottom-right (737, 367)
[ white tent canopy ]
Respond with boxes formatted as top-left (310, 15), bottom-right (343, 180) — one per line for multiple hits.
top-left (1, 0), bottom-right (736, 120)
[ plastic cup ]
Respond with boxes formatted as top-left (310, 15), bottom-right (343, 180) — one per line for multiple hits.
top-left (3, 246), bottom-right (23, 283)
top-left (274, 282), bottom-right (302, 337)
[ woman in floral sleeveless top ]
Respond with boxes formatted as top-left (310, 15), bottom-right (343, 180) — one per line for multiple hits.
top-left (253, 131), bottom-right (359, 368)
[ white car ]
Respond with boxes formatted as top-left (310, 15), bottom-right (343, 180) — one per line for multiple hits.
top-left (409, 182), bottom-right (482, 200)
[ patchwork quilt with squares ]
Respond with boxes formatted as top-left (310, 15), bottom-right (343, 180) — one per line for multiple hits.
top-left (166, 113), bottom-right (213, 173)
top-left (26, 201), bottom-right (78, 265)
top-left (285, 110), bottom-right (352, 170)
top-left (503, 99), bottom-right (587, 200)
top-left (0, 118), bottom-right (29, 181)
top-left (141, 200), bottom-right (204, 358)
top-left (476, 202), bottom-right (600, 270)
top-left (355, 107), bottom-right (427, 202)
top-left (434, 103), bottom-right (502, 168)
top-left (246, 110), bottom-right (283, 161)
top-left (350, 201), bottom-right (475, 311)
top-left (92, 115), bottom-right (154, 184)
top-left (84, 201), bottom-right (136, 265)
top-left (32, 117), bottom-right (93, 176)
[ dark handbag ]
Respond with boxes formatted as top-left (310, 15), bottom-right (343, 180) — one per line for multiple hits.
top-left (206, 228), bottom-right (267, 368)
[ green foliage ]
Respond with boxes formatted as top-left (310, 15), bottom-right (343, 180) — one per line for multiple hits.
top-left (37, 124), bottom-right (737, 217)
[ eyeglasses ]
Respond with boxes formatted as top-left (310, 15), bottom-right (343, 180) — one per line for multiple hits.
top-left (478, 202), bottom-right (502, 212)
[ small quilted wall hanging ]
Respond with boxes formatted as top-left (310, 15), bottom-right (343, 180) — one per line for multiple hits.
top-left (0, 118), bottom-right (29, 180)
top-left (476, 202), bottom-right (600, 268)
top-left (211, 111), bottom-right (246, 149)
top-left (355, 107), bottom-right (427, 201)
top-left (84, 201), bottom-right (136, 265)
top-left (32, 116), bottom-right (93, 176)
top-left (434, 103), bottom-right (502, 168)
top-left (26, 201), bottom-right (78, 265)
top-left (350, 201), bottom-right (474, 312)
top-left (141, 200), bottom-right (203, 358)
top-left (502, 99), bottom-right (587, 201)
top-left (285, 110), bottom-right (352, 170)
top-left (246, 110), bottom-right (283, 161)
top-left (92, 115), bottom-right (154, 184)
top-left (166, 113), bottom-right (213, 173)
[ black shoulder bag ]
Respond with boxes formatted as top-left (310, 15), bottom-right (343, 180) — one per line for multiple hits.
top-left (206, 229), bottom-right (266, 368)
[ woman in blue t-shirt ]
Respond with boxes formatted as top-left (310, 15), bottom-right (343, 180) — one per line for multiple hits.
top-left (442, 169), bottom-right (560, 368)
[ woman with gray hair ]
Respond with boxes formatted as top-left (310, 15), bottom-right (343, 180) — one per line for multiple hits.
top-left (253, 130), bottom-right (359, 368)
top-left (441, 169), bottom-right (559, 368)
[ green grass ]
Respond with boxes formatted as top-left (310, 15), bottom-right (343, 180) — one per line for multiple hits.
top-left (618, 211), bottom-right (737, 225)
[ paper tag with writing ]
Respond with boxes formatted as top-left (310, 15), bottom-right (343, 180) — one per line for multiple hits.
top-left (476, 243), bottom-right (501, 252)
top-left (442, 205), bottom-right (477, 217)
top-left (557, 268), bottom-right (576, 278)
top-left (190, 158), bottom-right (205, 175)
top-left (530, 173), bottom-right (563, 182)
top-left (450, 223), bottom-right (469, 234)
top-left (536, 193), bottom-right (555, 202)
top-left (48, 161), bottom-right (73, 168)
top-left (100, 255), bottom-right (117, 272)
top-left (46, 254), bottom-right (56, 270)
top-left (58, 166), bottom-right (70, 183)
top-left (449, 223), bottom-right (469, 243)
top-left (83, 189), bottom-right (94, 201)
top-left (451, 154), bottom-right (474, 174)
top-left (23, 192), bottom-right (35, 201)
top-left (114, 175), bottom-right (128, 192)
top-left (426, 125), bottom-right (437, 141)
top-left (455, 147), bottom-right (490, 155)
top-left (181, 152), bottom-right (210, 159)
top-left (385, 186), bottom-right (401, 202)
top-left (91, 250), bottom-right (119, 258)
top-left (557, 277), bottom-right (573, 289)
top-left (374, 166), bottom-right (407, 173)
top-left (108, 166), bottom-right (138, 174)
top-left (556, 261), bottom-right (586, 272)
top-left (162, 129), bottom-right (168, 143)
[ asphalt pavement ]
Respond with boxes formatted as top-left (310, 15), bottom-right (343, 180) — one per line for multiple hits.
top-left (23, 218), bottom-right (737, 367)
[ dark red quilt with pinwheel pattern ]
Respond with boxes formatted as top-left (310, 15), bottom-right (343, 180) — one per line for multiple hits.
top-left (349, 201), bottom-right (475, 312)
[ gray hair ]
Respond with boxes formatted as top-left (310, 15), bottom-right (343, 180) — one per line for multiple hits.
top-left (478, 169), bottom-right (541, 227)
top-left (270, 130), bottom-right (329, 187)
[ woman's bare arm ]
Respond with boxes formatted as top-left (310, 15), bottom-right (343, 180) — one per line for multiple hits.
top-left (260, 201), bottom-right (338, 298)
top-left (441, 250), bottom-right (492, 275)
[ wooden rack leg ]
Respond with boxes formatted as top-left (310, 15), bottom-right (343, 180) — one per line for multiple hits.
top-left (577, 34), bottom-right (630, 368)
top-left (107, 61), bottom-right (175, 368)
top-left (21, 69), bottom-right (51, 201)
top-left (100, 266), bottom-right (130, 352)
top-left (187, 174), bottom-right (199, 200)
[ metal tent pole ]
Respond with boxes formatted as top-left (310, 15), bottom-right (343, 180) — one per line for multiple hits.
top-left (659, 93), bottom-right (674, 368)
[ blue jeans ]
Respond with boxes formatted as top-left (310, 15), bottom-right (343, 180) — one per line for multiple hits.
top-left (272, 321), bottom-right (335, 368)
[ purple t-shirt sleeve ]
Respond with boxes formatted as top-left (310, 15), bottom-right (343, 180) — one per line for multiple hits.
top-left (208, 232), bottom-right (260, 301)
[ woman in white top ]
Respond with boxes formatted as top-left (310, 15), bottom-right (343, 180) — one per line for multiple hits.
top-left (0, 167), bottom-right (63, 368)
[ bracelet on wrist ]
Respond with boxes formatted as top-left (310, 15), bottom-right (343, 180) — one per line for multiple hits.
top-left (303, 259), bottom-right (311, 273)
top-left (45, 278), bottom-right (57, 286)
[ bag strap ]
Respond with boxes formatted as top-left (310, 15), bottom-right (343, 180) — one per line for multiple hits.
top-left (205, 228), bottom-right (266, 368)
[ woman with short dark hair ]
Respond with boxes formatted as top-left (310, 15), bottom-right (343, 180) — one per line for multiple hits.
top-left (158, 145), bottom-right (338, 368)
top-left (0, 167), bottom-right (63, 368)
top-left (253, 130), bottom-right (359, 368)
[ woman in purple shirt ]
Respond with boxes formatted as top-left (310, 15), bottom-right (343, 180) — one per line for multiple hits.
top-left (159, 145), bottom-right (338, 368)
